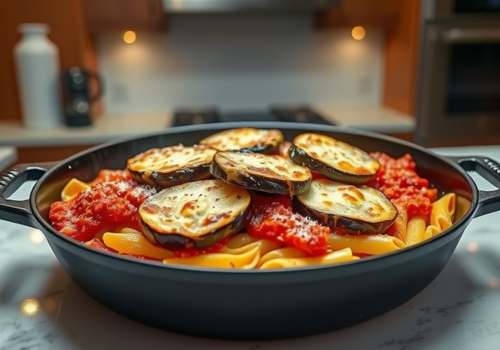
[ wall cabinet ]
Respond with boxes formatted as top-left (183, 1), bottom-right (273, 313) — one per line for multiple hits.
top-left (84, 0), bottom-right (166, 32)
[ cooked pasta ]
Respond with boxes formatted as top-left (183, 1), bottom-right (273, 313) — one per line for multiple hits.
top-left (327, 232), bottom-right (405, 255)
top-left (429, 193), bottom-right (456, 233)
top-left (102, 231), bottom-right (358, 269)
top-left (259, 248), bottom-right (358, 269)
top-left (405, 193), bottom-right (456, 246)
top-left (164, 246), bottom-right (262, 269)
top-left (259, 247), bottom-right (306, 266)
top-left (405, 216), bottom-right (429, 246)
top-left (103, 230), bottom-right (174, 260)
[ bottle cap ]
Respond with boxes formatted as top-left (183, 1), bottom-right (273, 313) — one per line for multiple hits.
top-left (18, 23), bottom-right (49, 35)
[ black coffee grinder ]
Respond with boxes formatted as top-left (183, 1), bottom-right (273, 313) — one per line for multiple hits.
top-left (61, 67), bottom-right (103, 127)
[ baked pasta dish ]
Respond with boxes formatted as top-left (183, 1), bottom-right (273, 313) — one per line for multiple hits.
top-left (49, 128), bottom-right (457, 270)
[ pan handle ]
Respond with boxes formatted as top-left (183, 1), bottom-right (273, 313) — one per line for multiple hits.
top-left (0, 162), bottom-right (55, 227)
top-left (448, 155), bottom-right (500, 217)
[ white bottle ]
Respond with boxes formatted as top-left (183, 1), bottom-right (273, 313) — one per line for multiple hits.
top-left (14, 23), bottom-right (62, 129)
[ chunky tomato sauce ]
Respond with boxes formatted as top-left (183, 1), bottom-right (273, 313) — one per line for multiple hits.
top-left (369, 153), bottom-right (437, 220)
top-left (246, 195), bottom-right (330, 255)
top-left (49, 170), bottom-right (155, 242)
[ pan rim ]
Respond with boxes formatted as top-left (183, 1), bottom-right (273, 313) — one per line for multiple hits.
top-left (30, 122), bottom-right (479, 274)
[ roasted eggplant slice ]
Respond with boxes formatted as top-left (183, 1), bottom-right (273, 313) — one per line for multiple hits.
top-left (127, 145), bottom-right (216, 188)
top-left (210, 151), bottom-right (312, 195)
top-left (200, 128), bottom-right (284, 153)
top-left (296, 179), bottom-right (397, 234)
top-left (139, 179), bottom-right (250, 249)
top-left (289, 133), bottom-right (380, 184)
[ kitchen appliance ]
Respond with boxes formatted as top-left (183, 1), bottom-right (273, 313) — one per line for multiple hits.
top-left (162, 0), bottom-right (339, 13)
top-left (1, 122), bottom-right (499, 339)
top-left (172, 105), bottom-right (334, 126)
top-left (61, 67), bottom-right (103, 127)
top-left (416, 0), bottom-right (500, 146)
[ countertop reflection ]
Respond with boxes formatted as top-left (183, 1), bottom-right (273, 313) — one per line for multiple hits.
top-left (1, 146), bottom-right (500, 350)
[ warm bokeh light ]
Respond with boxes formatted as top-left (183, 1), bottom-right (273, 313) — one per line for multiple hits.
top-left (466, 241), bottom-right (480, 254)
top-left (29, 229), bottom-right (45, 245)
top-left (20, 298), bottom-right (39, 316)
top-left (488, 277), bottom-right (499, 289)
top-left (351, 26), bottom-right (366, 41)
top-left (122, 30), bottom-right (137, 45)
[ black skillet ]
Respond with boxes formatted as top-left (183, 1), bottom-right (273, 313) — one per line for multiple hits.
top-left (1, 122), bottom-right (500, 339)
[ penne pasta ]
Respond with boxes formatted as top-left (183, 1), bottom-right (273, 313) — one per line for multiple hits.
top-left (327, 232), bottom-right (405, 255)
top-left (420, 193), bottom-right (457, 239)
top-left (164, 245), bottom-right (261, 269)
top-left (221, 238), bottom-right (281, 256)
top-left (259, 247), bottom-right (306, 266)
top-left (61, 178), bottom-right (90, 202)
top-left (405, 216), bottom-right (430, 246)
top-left (103, 231), bottom-right (174, 260)
top-left (430, 193), bottom-right (456, 232)
top-left (260, 248), bottom-right (357, 269)
top-left (424, 225), bottom-right (441, 237)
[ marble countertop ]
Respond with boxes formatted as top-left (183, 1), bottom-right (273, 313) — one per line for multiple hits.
top-left (0, 106), bottom-right (413, 147)
top-left (0, 146), bottom-right (498, 350)
top-left (0, 147), bottom-right (16, 172)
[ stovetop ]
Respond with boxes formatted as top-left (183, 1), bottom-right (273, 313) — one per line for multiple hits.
top-left (172, 105), bottom-right (335, 127)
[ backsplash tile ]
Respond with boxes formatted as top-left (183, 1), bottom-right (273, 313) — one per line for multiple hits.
top-left (97, 14), bottom-right (383, 113)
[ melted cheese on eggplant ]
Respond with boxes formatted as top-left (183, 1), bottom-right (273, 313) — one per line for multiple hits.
top-left (293, 133), bottom-right (379, 176)
top-left (200, 128), bottom-right (284, 152)
top-left (139, 180), bottom-right (250, 239)
top-left (127, 145), bottom-right (216, 174)
top-left (298, 179), bottom-right (397, 224)
top-left (215, 152), bottom-right (311, 182)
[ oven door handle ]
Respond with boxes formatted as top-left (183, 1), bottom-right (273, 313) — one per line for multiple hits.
top-left (441, 28), bottom-right (500, 43)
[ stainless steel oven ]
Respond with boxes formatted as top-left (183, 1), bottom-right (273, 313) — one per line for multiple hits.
top-left (416, 0), bottom-right (500, 146)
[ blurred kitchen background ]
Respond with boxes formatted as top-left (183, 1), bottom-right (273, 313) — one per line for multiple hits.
top-left (0, 0), bottom-right (499, 167)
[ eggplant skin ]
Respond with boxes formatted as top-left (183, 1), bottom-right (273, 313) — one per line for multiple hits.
top-left (239, 144), bottom-right (279, 154)
top-left (294, 198), bottom-right (395, 235)
top-left (129, 164), bottom-right (211, 188)
top-left (289, 144), bottom-right (375, 184)
top-left (141, 208), bottom-right (247, 250)
top-left (210, 156), bottom-right (311, 195)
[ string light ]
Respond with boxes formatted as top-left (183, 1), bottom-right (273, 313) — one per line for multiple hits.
top-left (29, 229), bottom-right (45, 245)
top-left (488, 277), bottom-right (499, 289)
top-left (466, 241), bottom-right (479, 254)
top-left (122, 30), bottom-right (137, 45)
top-left (20, 298), bottom-right (39, 316)
top-left (351, 26), bottom-right (366, 41)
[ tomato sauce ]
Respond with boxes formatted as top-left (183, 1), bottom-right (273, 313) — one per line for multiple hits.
top-left (369, 153), bottom-right (437, 220)
top-left (246, 195), bottom-right (330, 256)
top-left (171, 237), bottom-right (229, 258)
top-left (49, 170), bottom-right (155, 242)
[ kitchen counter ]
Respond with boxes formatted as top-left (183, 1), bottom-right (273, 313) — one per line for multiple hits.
top-left (0, 147), bottom-right (16, 171)
top-left (0, 113), bottom-right (172, 147)
top-left (0, 106), bottom-right (414, 147)
top-left (316, 104), bottom-right (414, 134)
top-left (1, 145), bottom-right (498, 350)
